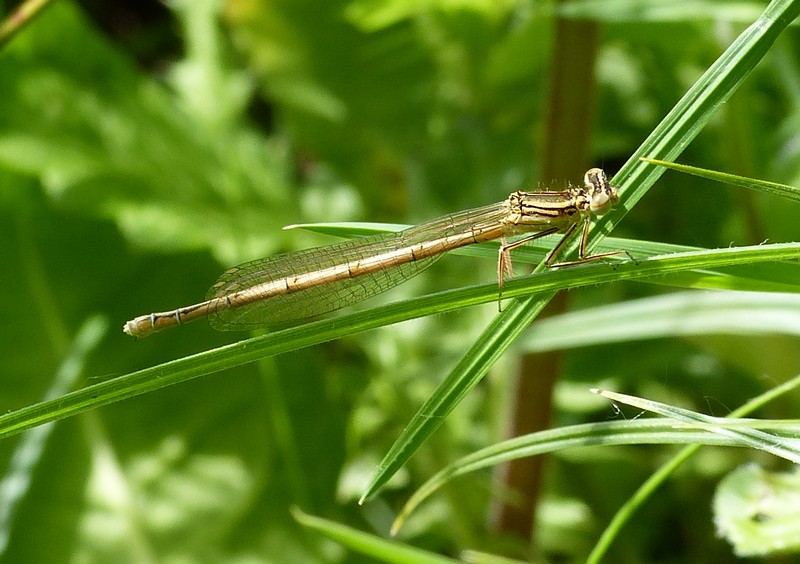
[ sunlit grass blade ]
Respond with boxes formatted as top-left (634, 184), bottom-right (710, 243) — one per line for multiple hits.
top-left (1, 242), bottom-right (799, 443)
top-left (291, 507), bottom-right (458, 563)
top-left (559, 0), bottom-right (765, 24)
top-left (359, 292), bottom-right (554, 505)
top-left (390, 419), bottom-right (745, 535)
top-left (0, 316), bottom-right (107, 558)
top-left (354, 241), bottom-right (800, 504)
top-left (518, 291), bottom-right (800, 354)
top-left (0, 0), bottom-right (55, 48)
top-left (392, 391), bottom-right (800, 536)
top-left (588, 371), bottom-right (800, 564)
top-left (367, 0), bottom-right (800, 545)
top-left (593, 388), bottom-right (800, 463)
top-left (580, 0), bottom-right (800, 558)
top-left (641, 157), bottom-right (800, 203)
top-left (392, 375), bottom-right (800, 539)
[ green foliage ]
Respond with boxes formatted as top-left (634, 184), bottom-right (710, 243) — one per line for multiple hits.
top-left (1, 0), bottom-right (800, 562)
top-left (715, 464), bottom-right (800, 556)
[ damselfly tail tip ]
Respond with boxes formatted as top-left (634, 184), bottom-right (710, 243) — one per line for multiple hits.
top-left (123, 315), bottom-right (154, 338)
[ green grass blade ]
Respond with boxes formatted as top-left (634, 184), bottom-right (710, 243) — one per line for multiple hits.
top-left (588, 370), bottom-right (800, 563)
top-left (594, 388), bottom-right (800, 463)
top-left (0, 241), bottom-right (797, 443)
top-left (390, 420), bottom-right (742, 535)
top-left (356, 245), bottom-right (800, 501)
top-left (291, 507), bottom-right (458, 564)
top-left (392, 374), bottom-right (800, 538)
top-left (359, 292), bottom-right (554, 504)
top-left (363, 0), bottom-right (800, 531)
top-left (519, 291), bottom-right (800, 353)
top-left (0, 316), bottom-right (107, 557)
top-left (642, 157), bottom-right (800, 203)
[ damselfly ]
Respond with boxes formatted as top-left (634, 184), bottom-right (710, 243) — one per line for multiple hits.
top-left (124, 168), bottom-right (624, 338)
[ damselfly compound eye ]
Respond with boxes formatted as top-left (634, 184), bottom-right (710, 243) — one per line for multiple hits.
top-left (584, 168), bottom-right (619, 215)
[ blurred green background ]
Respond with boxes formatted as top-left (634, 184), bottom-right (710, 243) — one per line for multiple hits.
top-left (1, 0), bottom-right (799, 562)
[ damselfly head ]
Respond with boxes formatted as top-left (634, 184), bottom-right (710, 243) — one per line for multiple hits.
top-left (584, 168), bottom-right (619, 215)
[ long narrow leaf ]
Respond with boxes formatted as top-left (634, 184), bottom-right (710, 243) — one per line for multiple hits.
top-left (642, 157), bottom-right (800, 203)
top-left (594, 388), bottom-right (800, 463)
top-left (3, 241), bottom-right (797, 441)
top-left (361, 0), bottom-right (800, 535)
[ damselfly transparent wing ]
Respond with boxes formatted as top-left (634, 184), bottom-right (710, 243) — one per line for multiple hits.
top-left (206, 202), bottom-right (509, 330)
